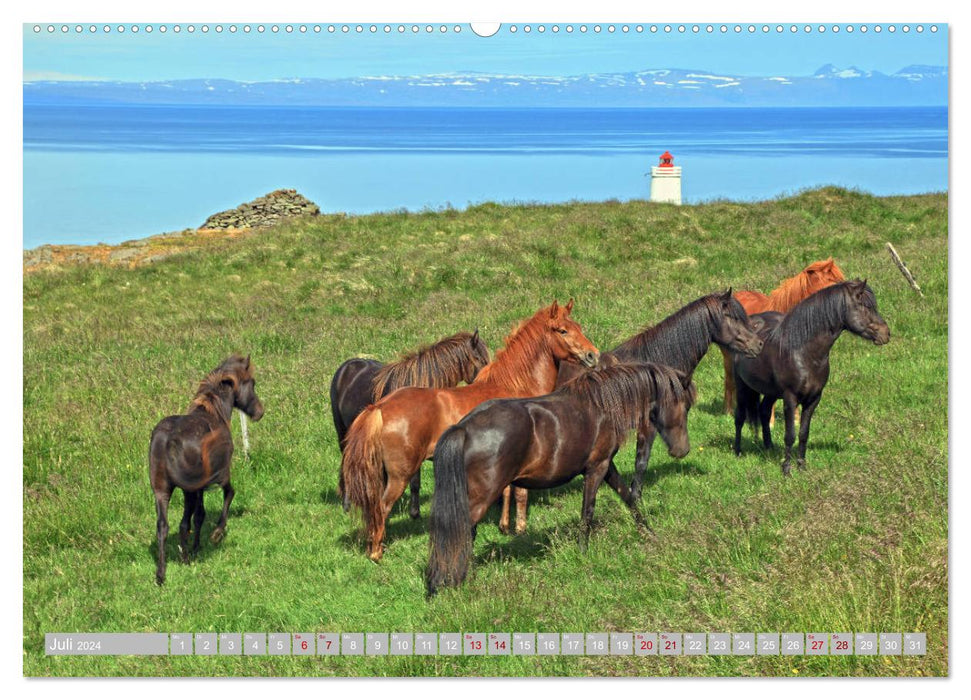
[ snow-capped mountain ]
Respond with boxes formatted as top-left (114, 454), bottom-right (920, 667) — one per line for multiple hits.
top-left (23, 65), bottom-right (947, 108)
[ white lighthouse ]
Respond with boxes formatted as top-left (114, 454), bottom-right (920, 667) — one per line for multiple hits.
top-left (650, 151), bottom-right (682, 205)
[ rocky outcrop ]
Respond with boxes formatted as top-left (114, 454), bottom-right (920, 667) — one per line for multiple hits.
top-left (200, 189), bottom-right (320, 229)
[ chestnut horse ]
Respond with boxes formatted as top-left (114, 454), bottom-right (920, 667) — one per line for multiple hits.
top-left (426, 361), bottom-right (695, 596)
top-left (149, 355), bottom-right (264, 585)
top-left (721, 258), bottom-right (845, 413)
top-left (733, 280), bottom-right (889, 475)
top-left (330, 330), bottom-right (490, 515)
top-left (501, 290), bottom-right (764, 533)
top-left (342, 300), bottom-right (600, 561)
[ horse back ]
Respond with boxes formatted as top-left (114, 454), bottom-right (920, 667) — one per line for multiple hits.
top-left (150, 413), bottom-right (234, 493)
top-left (331, 358), bottom-right (383, 445)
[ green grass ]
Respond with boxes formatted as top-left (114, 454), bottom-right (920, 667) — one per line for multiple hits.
top-left (23, 188), bottom-right (948, 677)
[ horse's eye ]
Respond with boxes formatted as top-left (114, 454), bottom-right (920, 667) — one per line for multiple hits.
top-left (557, 328), bottom-right (568, 335)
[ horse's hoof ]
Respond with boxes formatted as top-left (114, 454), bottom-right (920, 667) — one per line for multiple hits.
top-left (514, 525), bottom-right (527, 536)
top-left (781, 463), bottom-right (792, 477)
top-left (796, 459), bottom-right (806, 470)
top-left (409, 509), bottom-right (421, 520)
top-left (156, 574), bottom-right (165, 586)
top-left (498, 524), bottom-right (510, 535)
top-left (210, 528), bottom-right (225, 544)
top-left (368, 549), bottom-right (383, 563)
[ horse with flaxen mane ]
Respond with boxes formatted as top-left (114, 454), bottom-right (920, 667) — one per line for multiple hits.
top-left (500, 290), bottom-right (763, 535)
top-left (341, 300), bottom-right (600, 561)
top-left (149, 355), bottom-right (264, 585)
top-left (721, 258), bottom-right (845, 413)
top-left (330, 330), bottom-right (490, 516)
top-left (426, 360), bottom-right (695, 596)
top-left (733, 280), bottom-right (889, 476)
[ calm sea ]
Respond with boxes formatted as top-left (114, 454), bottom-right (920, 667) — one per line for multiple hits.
top-left (22, 105), bottom-right (948, 248)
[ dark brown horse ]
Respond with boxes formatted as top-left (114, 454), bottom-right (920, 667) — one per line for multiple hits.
top-left (149, 355), bottom-right (264, 585)
top-left (733, 280), bottom-right (889, 475)
top-left (342, 300), bottom-right (600, 561)
top-left (426, 361), bottom-right (696, 596)
top-left (502, 289), bottom-right (763, 531)
top-left (330, 331), bottom-right (490, 515)
top-left (722, 259), bottom-right (845, 414)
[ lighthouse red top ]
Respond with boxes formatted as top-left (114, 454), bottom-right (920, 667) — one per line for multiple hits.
top-left (658, 151), bottom-right (675, 168)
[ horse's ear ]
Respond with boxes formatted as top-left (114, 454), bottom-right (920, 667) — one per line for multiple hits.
top-left (471, 328), bottom-right (479, 344)
top-left (565, 298), bottom-right (574, 314)
top-left (549, 300), bottom-right (560, 318)
top-left (245, 354), bottom-right (251, 369)
top-left (676, 369), bottom-right (692, 391)
top-left (724, 287), bottom-right (733, 298)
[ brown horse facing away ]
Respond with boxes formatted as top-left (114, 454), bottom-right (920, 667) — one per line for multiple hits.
top-left (425, 361), bottom-right (695, 596)
top-left (149, 355), bottom-right (264, 585)
top-left (342, 300), bottom-right (600, 561)
top-left (721, 258), bottom-right (845, 413)
top-left (733, 280), bottom-right (889, 476)
top-left (330, 330), bottom-right (491, 515)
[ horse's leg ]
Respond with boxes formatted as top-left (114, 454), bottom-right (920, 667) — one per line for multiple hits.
top-left (758, 396), bottom-right (776, 450)
top-left (603, 459), bottom-right (652, 535)
top-left (579, 460), bottom-right (611, 553)
top-left (369, 472), bottom-right (412, 562)
top-left (211, 482), bottom-right (235, 544)
top-left (721, 346), bottom-right (736, 414)
top-left (192, 490), bottom-right (206, 555)
top-left (733, 391), bottom-right (747, 457)
top-left (796, 394), bottom-right (822, 469)
top-left (498, 485), bottom-right (512, 535)
top-left (154, 489), bottom-right (172, 585)
top-left (408, 471), bottom-right (421, 520)
top-left (514, 487), bottom-right (529, 535)
top-left (629, 426), bottom-right (656, 503)
top-left (178, 491), bottom-right (196, 564)
top-left (338, 465), bottom-right (350, 513)
top-left (781, 394), bottom-right (798, 477)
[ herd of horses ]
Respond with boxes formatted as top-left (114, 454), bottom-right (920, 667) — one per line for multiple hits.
top-left (148, 259), bottom-right (890, 595)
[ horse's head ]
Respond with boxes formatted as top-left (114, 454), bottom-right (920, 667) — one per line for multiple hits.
top-left (547, 299), bottom-right (600, 369)
top-left (805, 258), bottom-right (846, 289)
top-left (712, 289), bottom-right (764, 358)
top-left (464, 329), bottom-right (491, 383)
top-left (650, 369), bottom-right (695, 459)
top-left (224, 354), bottom-right (265, 421)
top-left (844, 279), bottom-right (890, 346)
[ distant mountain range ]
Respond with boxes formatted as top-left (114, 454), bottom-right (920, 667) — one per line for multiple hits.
top-left (23, 64), bottom-right (947, 108)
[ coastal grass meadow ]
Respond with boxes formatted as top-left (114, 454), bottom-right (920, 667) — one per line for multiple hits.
top-left (23, 188), bottom-right (947, 676)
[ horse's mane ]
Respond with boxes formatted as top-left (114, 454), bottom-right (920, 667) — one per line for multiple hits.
top-left (561, 362), bottom-right (695, 441)
top-left (471, 306), bottom-right (555, 394)
top-left (371, 331), bottom-right (489, 401)
top-left (770, 280), bottom-right (874, 352)
top-left (188, 354), bottom-right (251, 421)
top-left (612, 293), bottom-right (748, 372)
top-left (765, 258), bottom-right (845, 312)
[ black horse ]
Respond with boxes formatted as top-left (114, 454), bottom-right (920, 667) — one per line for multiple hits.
top-left (426, 360), bottom-right (695, 596)
top-left (733, 279), bottom-right (890, 475)
top-left (330, 330), bottom-right (489, 515)
top-left (544, 289), bottom-right (763, 510)
top-left (149, 355), bottom-right (264, 585)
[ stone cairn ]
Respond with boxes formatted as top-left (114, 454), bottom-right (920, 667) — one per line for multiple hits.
top-left (200, 189), bottom-right (320, 229)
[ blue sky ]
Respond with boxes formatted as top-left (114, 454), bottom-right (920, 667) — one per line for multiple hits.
top-left (23, 23), bottom-right (948, 83)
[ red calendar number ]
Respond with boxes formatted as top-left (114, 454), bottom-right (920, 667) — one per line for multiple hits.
top-left (835, 641), bottom-right (848, 651)
top-left (471, 640), bottom-right (482, 651)
top-left (494, 640), bottom-right (506, 651)
top-left (665, 640), bottom-right (677, 650)
top-left (811, 640), bottom-right (823, 650)
top-left (301, 641), bottom-right (308, 651)
top-left (325, 640), bottom-right (332, 650)
top-left (640, 640), bottom-right (654, 651)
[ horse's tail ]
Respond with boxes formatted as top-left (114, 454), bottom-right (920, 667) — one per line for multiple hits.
top-left (341, 406), bottom-right (386, 543)
top-left (329, 369), bottom-right (350, 508)
top-left (426, 424), bottom-right (473, 597)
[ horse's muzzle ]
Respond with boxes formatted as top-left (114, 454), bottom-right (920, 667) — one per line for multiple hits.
top-left (580, 350), bottom-right (600, 368)
top-left (869, 324), bottom-right (891, 346)
top-left (249, 401), bottom-right (266, 421)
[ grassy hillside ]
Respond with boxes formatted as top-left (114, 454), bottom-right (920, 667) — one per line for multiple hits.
top-left (23, 188), bottom-right (948, 677)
